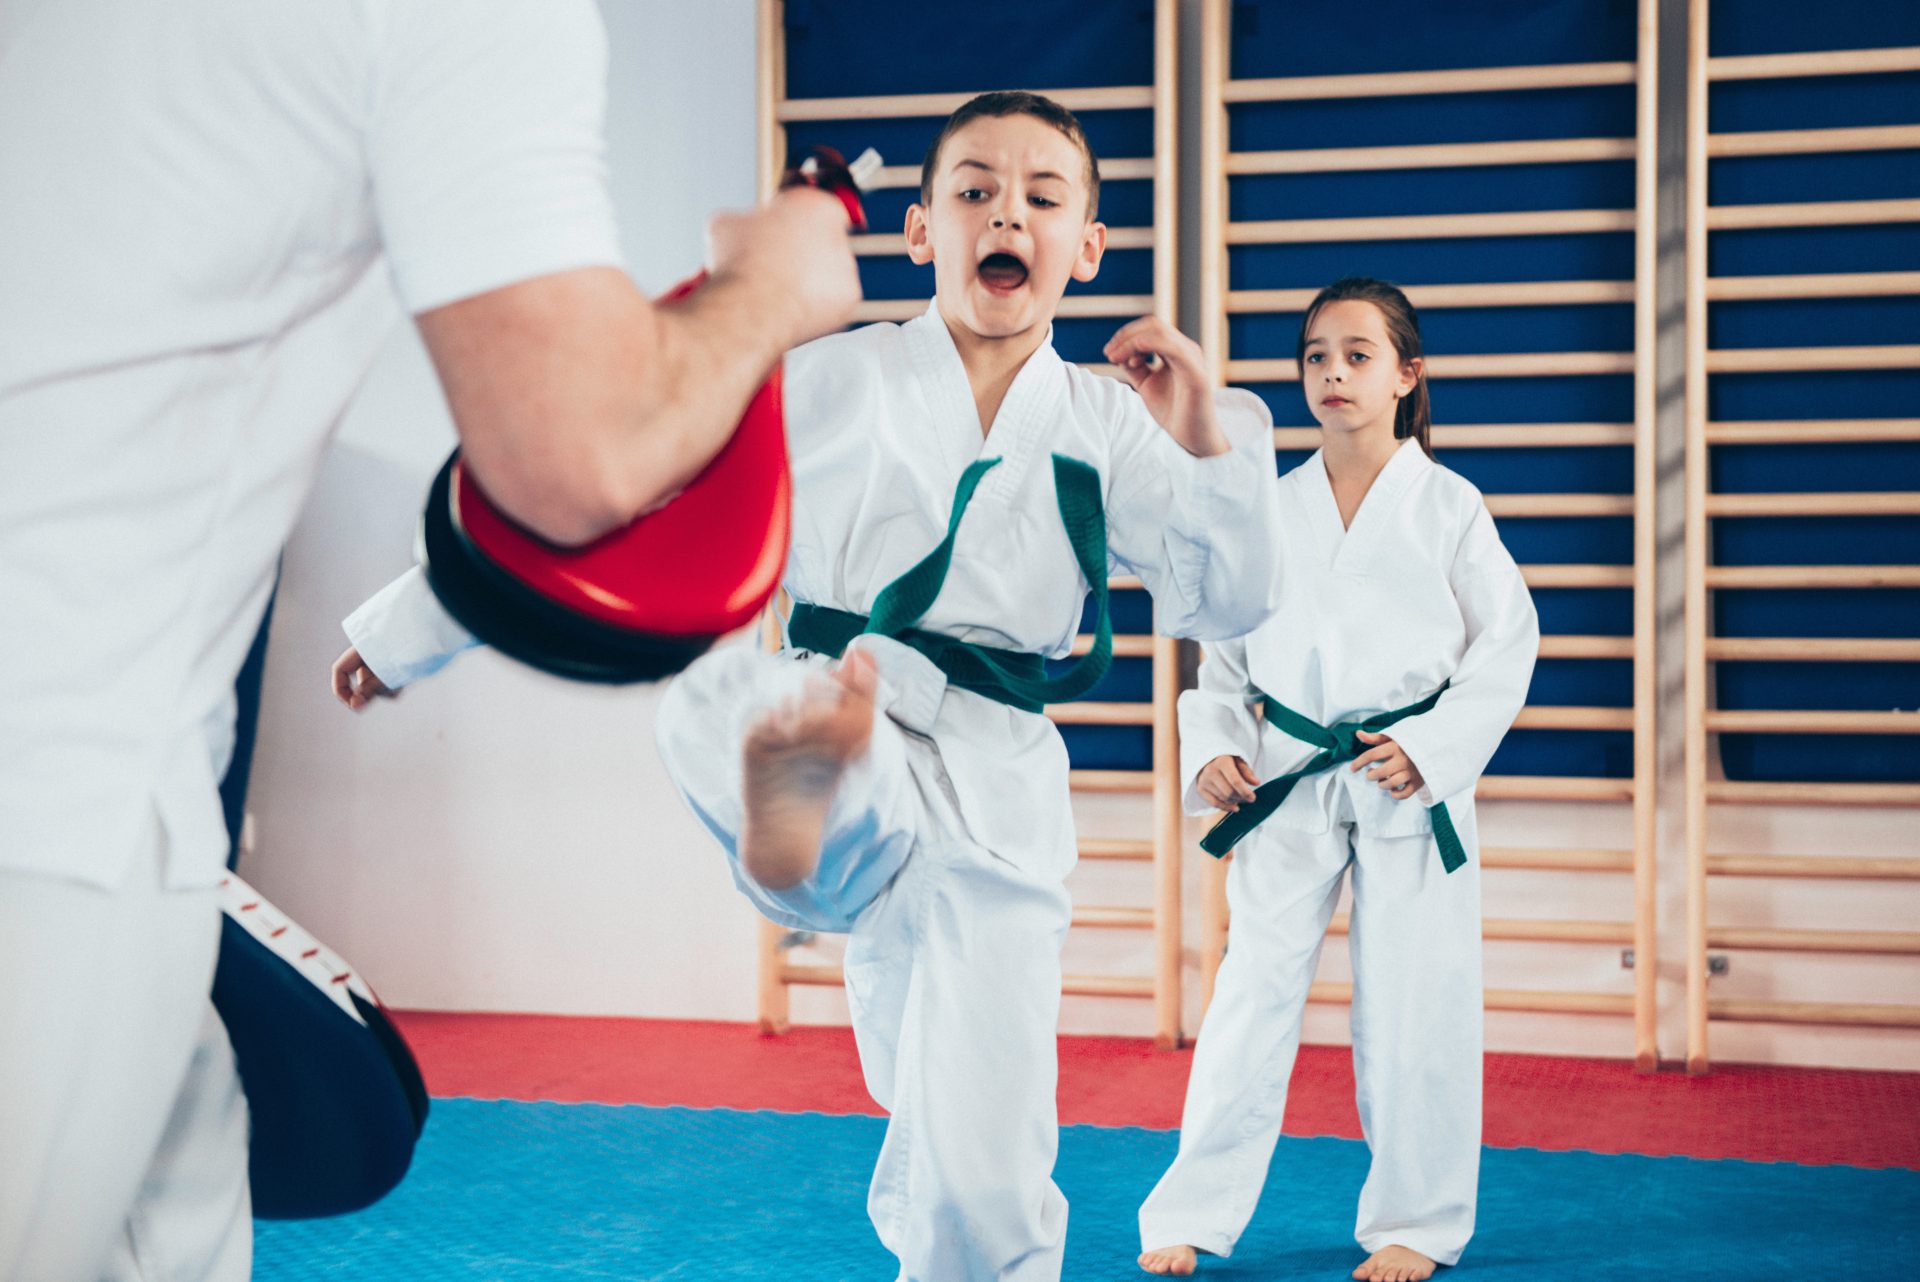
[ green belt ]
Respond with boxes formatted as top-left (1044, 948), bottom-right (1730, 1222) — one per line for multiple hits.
top-left (785, 453), bottom-right (1112, 716)
top-left (1199, 681), bottom-right (1467, 873)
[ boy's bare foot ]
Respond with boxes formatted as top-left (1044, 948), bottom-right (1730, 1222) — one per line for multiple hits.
top-left (1353, 1245), bottom-right (1436, 1282)
top-left (1138, 1245), bottom-right (1197, 1276)
top-left (737, 650), bottom-right (876, 890)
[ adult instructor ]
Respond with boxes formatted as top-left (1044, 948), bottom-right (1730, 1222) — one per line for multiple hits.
top-left (0, 1), bottom-right (859, 1277)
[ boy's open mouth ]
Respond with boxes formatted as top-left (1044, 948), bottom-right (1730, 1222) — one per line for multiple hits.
top-left (977, 252), bottom-right (1029, 292)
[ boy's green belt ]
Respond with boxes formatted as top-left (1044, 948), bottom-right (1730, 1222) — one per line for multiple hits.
top-left (1199, 682), bottom-right (1468, 873)
top-left (785, 453), bottom-right (1112, 716)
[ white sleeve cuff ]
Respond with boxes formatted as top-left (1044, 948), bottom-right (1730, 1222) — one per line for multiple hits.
top-left (342, 566), bottom-right (480, 690)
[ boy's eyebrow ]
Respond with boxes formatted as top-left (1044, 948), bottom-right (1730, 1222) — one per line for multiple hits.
top-left (949, 160), bottom-right (1071, 184)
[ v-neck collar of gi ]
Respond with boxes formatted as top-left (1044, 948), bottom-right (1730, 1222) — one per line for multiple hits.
top-left (902, 301), bottom-right (1061, 503)
top-left (1305, 436), bottom-right (1429, 573)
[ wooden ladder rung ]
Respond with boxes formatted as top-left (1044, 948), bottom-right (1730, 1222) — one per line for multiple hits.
top-left (1705, 926), bottom-right (1920, 955)
top-left (1485, 493), bottom-right (1636, 518)
top-left (1706, 780), bottom-right (1920, 805)
top-left (782, 964), bottom-right (843, 988)
top-left (1274, 423), bottom-right (1637, 450)
top-left (1080, 837), bottom-right (1156, 861)
top-left (1308, 982), bottom-right (1635, 1016)
top-left (1479, 775), bottom-right (1636, 802)
top-left (1705, 565), bottom-right (1920, 589)
top-left (1539, 635), bottom-right (1636, 659)
top-left (1706, 853), bottom-right (1920, 879)
top-left (1705, 710), bottom-right (1920, 735)
top-left (1073, 906), bottom-right (1156, 929)
top-left (1707, 638), bottom-right (1920, 662)
top-left (1704, 490), bottom-right (1920, 517)
top-left (1481, 846), bottom-right (1637, 872)
top-left (1521, 564), bottom-right (1635, 589)
top-left (1070, 769), bottom-right (1156, 793)
top-left (1705, 419), bottom-right (1920, 445)
top-left (1326, 915), bottom-right (1635, 944)
top-left (1072, 633), bottom-right (1156, 658)
top-left (1063, 974), bottom-right (1156, 998)
top-left (1708, 999), bottom-right (1920, 1029)
top-left (1047, 701), bottom-right (1156, 726)
top-left (1513, 705), bottom-right (1636, 731)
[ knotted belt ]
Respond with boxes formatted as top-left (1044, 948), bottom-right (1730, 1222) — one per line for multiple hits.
top-left (1199, 681), bottom-right (1467, 873)
top-left (786, 453), bottom-right (1111, 715)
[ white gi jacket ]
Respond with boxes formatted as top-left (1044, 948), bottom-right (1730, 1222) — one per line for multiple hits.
top-left (350, 304), bottom-right (1286, 885)
top-left (1178, 439), bottom-right (1538, 841)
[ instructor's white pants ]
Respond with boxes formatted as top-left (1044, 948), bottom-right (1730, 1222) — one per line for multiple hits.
top-left (0, 819), bottom-right (251, 1282)
top-left (1138, 810), bottom-right (1483, 1267)
top-left (659, 644), bottom-right (1072, 1282)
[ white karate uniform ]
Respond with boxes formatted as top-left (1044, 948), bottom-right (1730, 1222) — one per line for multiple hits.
top-left (347, 304), bottom-right (1284, 1280)
top-left (0, 1), bottom-right (623, 1275)
top-left (1137, 439), bottom-right (1538, 1268)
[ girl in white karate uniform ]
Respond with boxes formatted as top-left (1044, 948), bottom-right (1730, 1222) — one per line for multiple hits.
top-left (1137, 279), bottom-right (1539, 1282)
top-left (335, 95), bottom-right (1285, 1282)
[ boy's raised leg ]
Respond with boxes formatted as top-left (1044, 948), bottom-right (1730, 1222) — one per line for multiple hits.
top-left (737, 650), bottom-right (877, 891)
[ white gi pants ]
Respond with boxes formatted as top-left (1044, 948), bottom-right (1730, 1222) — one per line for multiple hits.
top-left (659, 644), bottom-right (1073, 1282)
top-left (0, 818), bottom-right (252, 1282)
top-left (1138, 803), bottom-right (1483, 1267)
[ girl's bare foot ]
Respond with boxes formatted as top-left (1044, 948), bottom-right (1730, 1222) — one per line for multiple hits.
top-left (1353, 1244), bottom-right (1436, 1282)
top-left (1138, 1245), bottom-right (1197, 1276)
top-left (737, 650), bottom-right (876, 890)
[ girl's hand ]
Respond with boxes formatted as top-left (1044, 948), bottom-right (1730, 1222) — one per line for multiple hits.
top-left (331, 646), bottom-right (398, 712)
top-left (1103, 316), bottom-right (1230, 457)
top-left (1351, 731), bottom-right (1423, 800)
top-left (1197, 754), bottom-right (1261, 812)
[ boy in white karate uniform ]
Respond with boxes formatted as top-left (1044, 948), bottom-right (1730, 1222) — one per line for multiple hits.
top-left (1136, 279), bottom-right (1538, 1282)
top-left (337, 93), bottom-right (1283, 1280)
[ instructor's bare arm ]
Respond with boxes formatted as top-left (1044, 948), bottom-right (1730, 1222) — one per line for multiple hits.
top-left (417, 187), bottom-right (859, 546)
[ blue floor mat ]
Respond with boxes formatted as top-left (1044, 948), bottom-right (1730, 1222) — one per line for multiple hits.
top-left (255, 1099), bottom-right (1920, 1279)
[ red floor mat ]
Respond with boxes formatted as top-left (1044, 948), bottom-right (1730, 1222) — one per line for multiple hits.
top-left (392, 1012), bottom-right (1920, 1169)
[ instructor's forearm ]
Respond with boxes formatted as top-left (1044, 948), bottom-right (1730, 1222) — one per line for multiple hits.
top-left (613, 267), bottom-right (812, 510)
top-left (427, 266), bottom-right (812, 547)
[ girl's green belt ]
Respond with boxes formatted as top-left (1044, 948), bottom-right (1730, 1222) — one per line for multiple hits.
top-left (785, 453), bottom-right (1112, 716)
top-left (1199, 682), bottom-right (1468, 873)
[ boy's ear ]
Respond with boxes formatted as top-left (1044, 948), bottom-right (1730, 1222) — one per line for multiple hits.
top-left (904, 203), bottom-right (934, 266)
top-left (1070, 220), bottom-right (1107, 284)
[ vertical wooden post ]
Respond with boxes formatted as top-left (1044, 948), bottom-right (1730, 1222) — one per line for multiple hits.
top-left (1194, 0), bottom-right (1233, 1022)
top-left (1683, 0), bottom-right (1713, 1075)
top-left (1630, 0), bottom-right (1661, 1073)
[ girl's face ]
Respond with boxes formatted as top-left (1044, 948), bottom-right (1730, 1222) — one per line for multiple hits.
top-left (1301, 299), bottom-right (1421, 440)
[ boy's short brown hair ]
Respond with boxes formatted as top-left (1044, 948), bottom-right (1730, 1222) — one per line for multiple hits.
top-left (918, 91), bottom-right (1101, 221)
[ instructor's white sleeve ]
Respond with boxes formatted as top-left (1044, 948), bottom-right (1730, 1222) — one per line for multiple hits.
top-left (1176, 636), bottom-right (1263, 816)
top-left (341, 567), bottom-right (480, 690)
top-left (1105, 388), bottom-right (1283, 641)
top-left (369, 0), bottom-right (625, 313)
top-left (1386, 503), bottom-right (1539, 805)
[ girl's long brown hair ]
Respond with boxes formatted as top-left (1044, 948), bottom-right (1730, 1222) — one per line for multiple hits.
top-left (1297, 277), bottom-right (1433, 458)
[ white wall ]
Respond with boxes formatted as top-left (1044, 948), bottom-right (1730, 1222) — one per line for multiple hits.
top-left (245, 1), bottom-right (767, 1022)
top-left (247, 0), bottom-right (1919, 1071)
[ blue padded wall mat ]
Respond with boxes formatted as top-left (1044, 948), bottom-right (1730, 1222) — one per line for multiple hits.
top-left (1228, 0), bottom-right (1638, 78)
top-left (783, 0), bottom-right (1155, 98)
top-left (1702, 1), bottom-right (1919, 783)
